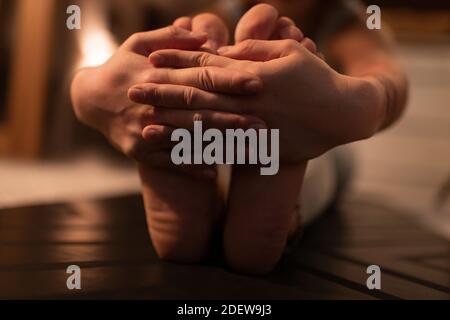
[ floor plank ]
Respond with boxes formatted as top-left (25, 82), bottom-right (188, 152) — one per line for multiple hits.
top-left (0, 194), bottom-right (448, 299)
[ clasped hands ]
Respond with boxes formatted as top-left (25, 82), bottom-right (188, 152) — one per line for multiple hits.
top-left (72, 4), bottom-right (384, 176)
top-left (128, 10), bottom-right (385, 169)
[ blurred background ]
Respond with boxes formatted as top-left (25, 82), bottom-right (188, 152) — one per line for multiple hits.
top-left (0, 0), bottom-right (449, 239)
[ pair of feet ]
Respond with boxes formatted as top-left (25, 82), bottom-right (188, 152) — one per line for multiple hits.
top-left (140, 162), bottom-right (307, 274)
top-left (140, 4), bottom-right (316, 274)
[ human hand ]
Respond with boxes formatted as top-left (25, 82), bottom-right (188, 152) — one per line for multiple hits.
top-left (70, 25), bottom-right (265, 178)
top-left (131, 38), bottom-right (384, 164)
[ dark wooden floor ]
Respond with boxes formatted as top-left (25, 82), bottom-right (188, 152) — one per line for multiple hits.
top-left (0, 193), bottom-right (448, 300)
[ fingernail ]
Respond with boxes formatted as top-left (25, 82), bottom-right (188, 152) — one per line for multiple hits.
top-left (128, 88), bottom-right (145, 101)
top-left (142, 126), bottom-right (158, 140)
top-left (218, 46), bottom-right (231, 55)
top-left (244, 79), bottom-right (263, 92)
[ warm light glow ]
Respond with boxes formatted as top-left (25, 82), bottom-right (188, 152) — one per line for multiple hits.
top-left (79, 27), bottom-right (117, 68)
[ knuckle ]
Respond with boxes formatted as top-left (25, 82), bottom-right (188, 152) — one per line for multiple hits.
top-left (195, 52), bottom-right (211, 67)
top-left (198, 68), bottom-right (214, 91)
top-left (240, 39), bottom-right (256, 53)
top-left (192, 112), bottom-right (205, 123)
top-left (183, 87), bottom-right (196, 107)
top-left (147, 85), bottom-right (161, 103)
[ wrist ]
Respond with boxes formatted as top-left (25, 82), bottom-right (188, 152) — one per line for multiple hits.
top-left (346, 75), bottom-right (387, 141)
top-left (71, 67), bottom-right (110, 133)
top-left (365, 76), bottom-right (389, 131)
top-left (71, 67), bottom-right (97, 125)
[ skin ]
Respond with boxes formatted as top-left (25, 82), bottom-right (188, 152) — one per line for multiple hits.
top-left (136, 43), bottom-right (386, 163)
top-left (129, 4), bottom-right (408, 272)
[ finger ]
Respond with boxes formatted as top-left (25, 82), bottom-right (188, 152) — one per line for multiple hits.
top-left (278, 25), bottom-right (304, 42)
top-left (300, 37), bottom-right (317, 54)
top-left (218, 39), bottom-right (300, 61)
top-left (276, 17), bottom-right (304, 42)
top-left (299, 38), bottom-right (323, 59)
top-left (145, 67), bottom-right (263, 94)
top-left (146, 107), bottom-right (266, 133)
top-left (192, 13), bottom-right (229, 51)
top-left (272, 18), bottom-right (320, 57)
top-left (173, 16), bottom-right (192, 30)
top-left (124, 26), bottom-right (207, 56)
top-left (150, 49), bottom-right (235, 68)
top-left (235, 3), bottom-right (279, 43)
top-left (276, 16), bottom-right (296, 30)
top-left (141, 124), bottom-right (175, 146)
top-left (128, 83), bottom-right (242, 113)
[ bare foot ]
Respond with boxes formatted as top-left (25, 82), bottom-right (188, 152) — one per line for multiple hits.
top-left (139, 164), bottom-right (220, 262)
top-left (224, 162), bottom-right (307, 274)
top-left (222, 3), bottom-right (309, 275)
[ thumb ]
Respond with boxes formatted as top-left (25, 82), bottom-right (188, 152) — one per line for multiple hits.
top-left (173, 16), bottom-right (193, 31)
top-left (235, 4), bottom-right (279, 43)
top-left (192, 13), bottom-right (229, 52)
top-left (124, 26), bottom-right (208, 55)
